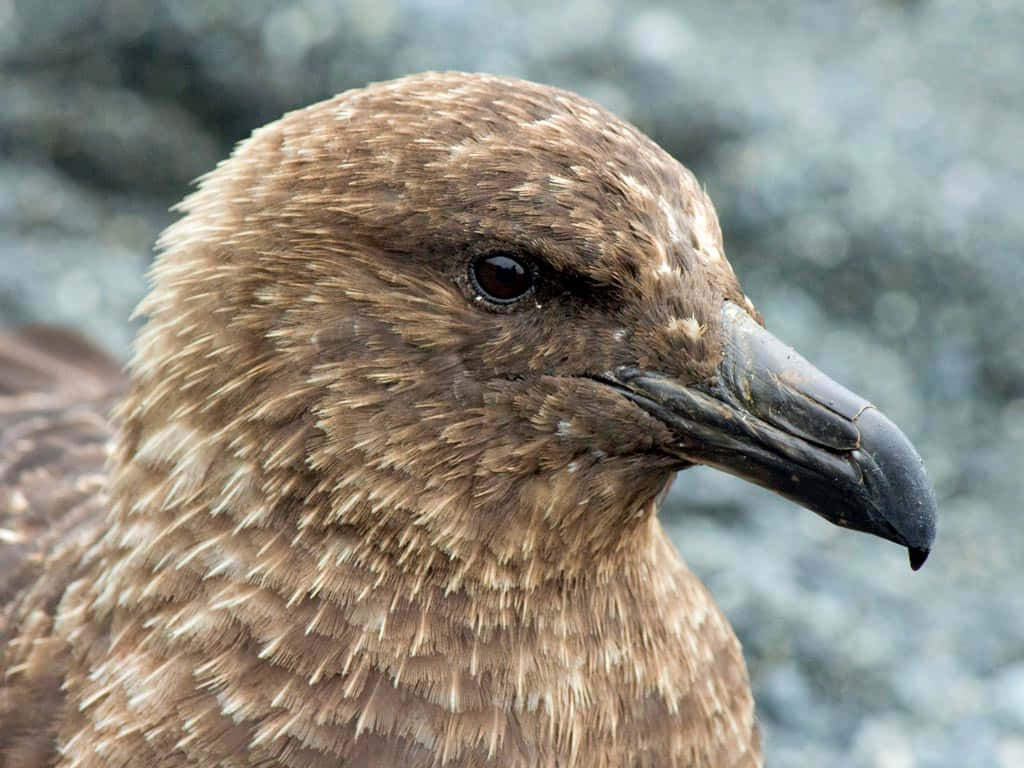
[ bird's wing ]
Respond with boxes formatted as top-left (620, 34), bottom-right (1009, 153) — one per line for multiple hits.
top-left (0, 328), bottom-right (124, 766)
top-left (0, 326), bottom-right (124, 638)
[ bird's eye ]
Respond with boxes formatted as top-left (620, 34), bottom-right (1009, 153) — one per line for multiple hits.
top-left (470, 253), bottom-right (534, 304)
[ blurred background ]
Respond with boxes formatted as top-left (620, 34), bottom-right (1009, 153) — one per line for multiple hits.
top-left (1, 0), bottom-right (1021, 765)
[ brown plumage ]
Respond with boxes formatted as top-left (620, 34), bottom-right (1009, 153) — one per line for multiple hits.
top-left (0, 72), bottom-right (936, 767)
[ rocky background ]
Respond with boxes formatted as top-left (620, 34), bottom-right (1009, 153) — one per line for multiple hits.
top-left (2, 1), bottom-right (1022, 765)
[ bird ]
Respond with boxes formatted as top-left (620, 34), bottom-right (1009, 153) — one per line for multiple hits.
top-left (0, 71), bottom-right (937, 767)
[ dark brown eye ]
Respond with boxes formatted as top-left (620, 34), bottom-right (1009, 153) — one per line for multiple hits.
top-left (470, 253), bottom-right (534, 304)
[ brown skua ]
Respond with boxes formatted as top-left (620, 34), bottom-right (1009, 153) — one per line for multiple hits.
top-left (0, 72), bottom-right (936, 767)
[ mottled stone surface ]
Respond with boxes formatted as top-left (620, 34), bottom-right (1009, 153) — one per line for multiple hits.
top-left (1, 1), bottom-right (1021, 765)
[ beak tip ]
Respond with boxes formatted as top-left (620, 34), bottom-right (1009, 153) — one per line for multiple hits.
top-left (854, 406), bottom-right (938, 565)
top-left (908, 546), bottom-right (930, 571)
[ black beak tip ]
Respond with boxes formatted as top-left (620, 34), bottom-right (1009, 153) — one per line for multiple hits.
top-left (854, 407), bottom-right (938, 570)
top-left (908, 546), bottom-right (929, 571)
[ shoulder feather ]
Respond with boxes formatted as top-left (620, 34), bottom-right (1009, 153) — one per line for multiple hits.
top-left (0, 326), bottom-right (123, 635)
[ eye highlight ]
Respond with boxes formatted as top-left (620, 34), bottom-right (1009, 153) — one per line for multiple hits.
top-left (470, 253), bottom-right (534, 304)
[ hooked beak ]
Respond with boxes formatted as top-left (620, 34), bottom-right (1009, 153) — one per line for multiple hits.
top-left (602, 302), bottom-right (937, 570)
